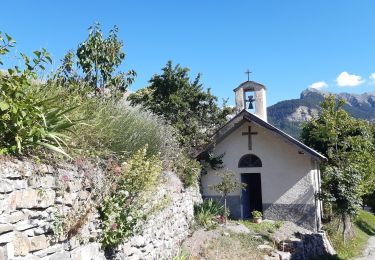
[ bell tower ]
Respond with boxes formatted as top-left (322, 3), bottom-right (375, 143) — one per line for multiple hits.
top-left (233, 76), bottom-right (267, 122)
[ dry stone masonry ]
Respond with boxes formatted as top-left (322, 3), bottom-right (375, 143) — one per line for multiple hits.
top-left (0, 157), bottom-right (201, 260)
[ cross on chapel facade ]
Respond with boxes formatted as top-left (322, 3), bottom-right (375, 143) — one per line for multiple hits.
top-left (242, 125), bottom-right (257, 150)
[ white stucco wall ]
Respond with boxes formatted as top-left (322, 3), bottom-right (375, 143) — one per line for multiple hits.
top-left (201, 120), bottom-right (319, 210)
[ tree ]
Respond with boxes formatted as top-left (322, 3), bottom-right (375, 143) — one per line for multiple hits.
top-left (210, 170), bottom-right (246, 225)
top-left (128, 61), bottom-right (233, 154)
top-left (52, 50), bottom-right (82, 90)
top-left (52, 24), bottom-right (136, 95)
top-left (301, 95), bottom-right (375, 240)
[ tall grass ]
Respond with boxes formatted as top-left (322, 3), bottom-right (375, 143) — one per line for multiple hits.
top-left (33, 84), bottom-right (180, 163)
top-left (324, 210), bottom-right (375, 259)
top-left (71, 99), bottom-right (180, 161)
top-left (194, 199), bottom-right (225, 229)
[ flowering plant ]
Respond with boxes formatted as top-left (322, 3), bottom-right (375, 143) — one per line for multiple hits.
top-left (100, 146), bottom-right (162, 248)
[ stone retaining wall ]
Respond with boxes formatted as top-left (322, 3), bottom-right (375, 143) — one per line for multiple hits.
top-left (272, 221), bottom-right (336, 260)
top-left (0, 157), bottom-right (201, 260)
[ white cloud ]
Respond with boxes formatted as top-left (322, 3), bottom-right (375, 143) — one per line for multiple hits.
top-left (309, 81), bottom-right (328, 90)
top-left (369, 73), bottom-right (375, 84)
top-left (336, 71), bottom-right (365, 87)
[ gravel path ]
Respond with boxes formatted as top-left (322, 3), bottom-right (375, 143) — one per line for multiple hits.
top-left (356, 236), bottom-right (375, 260)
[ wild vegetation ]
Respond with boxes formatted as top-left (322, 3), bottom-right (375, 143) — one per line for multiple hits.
top-left (0, 26), bottom-right (211, 249)
top-left (100, 147), bottom-right (163, 248)
top-left (240, 220), bottom-right (283, 239)
top-left (194, 199), bottom-right (225, 229)
top-left (128, 61), bottom-right (234, 155)
top-left (52, 23), bottom-right (136, 94)
top-left (301, 95), bottom-right (375, 250)
top-left (324, 209), bottom-right (375, 259)
top-left (0, 33), bottom-right (76, 156)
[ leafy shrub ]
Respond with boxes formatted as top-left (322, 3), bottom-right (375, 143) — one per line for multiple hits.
top-left (195, 208), bottom-right (217, 230)
top-left (100, 147), bottom-right (163, 248)
top-left (194, 199), bottom-right (225, 229)
top-left (0, 33), bottom-right (76, 156)
top-left (174, 153), bottom-right (202, 187)
top-left (240, 220), bottom-right (283, 238)
top-left (363, 191), bottom-right (375, 212)
top-left (251, 210), bottom-right (263, 218)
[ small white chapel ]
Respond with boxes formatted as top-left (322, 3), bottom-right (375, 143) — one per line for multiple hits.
top-left (200, 79), bottom-right (326, 231)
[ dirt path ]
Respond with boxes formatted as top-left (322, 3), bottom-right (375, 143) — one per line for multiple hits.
top-left (356, 236), bottom-right (375, 260)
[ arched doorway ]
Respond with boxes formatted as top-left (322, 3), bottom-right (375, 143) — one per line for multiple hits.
top-left (239, 154), bottom-right (263, 219)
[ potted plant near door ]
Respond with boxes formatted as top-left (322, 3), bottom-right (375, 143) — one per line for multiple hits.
top-left (251, 210), bottom-right (263, 223)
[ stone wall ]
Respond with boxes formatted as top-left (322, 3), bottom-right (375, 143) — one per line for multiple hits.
top-left (272, 221), bottom-right (336, 260)
top-left (0, 157), bottom-right (201, 260)
top-left (113, 172), bottom-right (201, 260)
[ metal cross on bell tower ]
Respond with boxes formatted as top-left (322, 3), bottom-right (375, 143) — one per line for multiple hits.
top-left (245, 69), bottom-right (252, 81)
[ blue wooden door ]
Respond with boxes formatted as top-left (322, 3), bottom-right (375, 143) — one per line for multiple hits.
top-left (241, 173), bottom-right (263, 219)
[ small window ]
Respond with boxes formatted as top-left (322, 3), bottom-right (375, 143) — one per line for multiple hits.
top-left (238, 154), bottom-right (262, 168)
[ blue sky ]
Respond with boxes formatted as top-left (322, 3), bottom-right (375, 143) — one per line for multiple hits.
top-left (1, 0), bottom-right (375, 105)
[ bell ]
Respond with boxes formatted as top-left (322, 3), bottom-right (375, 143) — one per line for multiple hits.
top-left (247, 95), bottom-right (255, 109)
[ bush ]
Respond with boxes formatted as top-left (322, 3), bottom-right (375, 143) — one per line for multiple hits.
top-left (240, 220), bottom-right (283, 236)
top-left (251, 210), bottom-right (263, 218)
top-left (100, 147), bottom-right (163, 248)
top-left (0, 33), bottom-right (76, 156)
top-left (174, 153), bottom-right (202, 187)
top-left (194, 199), bottom-right (225, 229)
top-left (363, 191), bottom-right (375, 212)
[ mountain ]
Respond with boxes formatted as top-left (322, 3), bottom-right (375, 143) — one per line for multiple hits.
top-left (267, 88), bottom-right (375, 139)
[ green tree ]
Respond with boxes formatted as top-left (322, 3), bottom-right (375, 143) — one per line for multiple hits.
top-left (63, 23), bottom-right (137, 94)
top-left (0, 31), bottom-right (16, 64)
top-left (210, 170), bottom-right (246, 225)
top-left (128, 61), bottom-right (233, 154)
top-left (301, 95), bottom-right (375, 240)
top-left (52, 50), bottom-right (81, 88)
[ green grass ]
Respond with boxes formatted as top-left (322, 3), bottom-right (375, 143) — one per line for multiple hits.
top-left (239, 220), bottom-right (283, 240)
top-left (324, 210), bottom-right (375, 259)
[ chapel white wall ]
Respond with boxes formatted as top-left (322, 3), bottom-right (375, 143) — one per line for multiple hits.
top-left (201, 122), bottom-right (317, 206)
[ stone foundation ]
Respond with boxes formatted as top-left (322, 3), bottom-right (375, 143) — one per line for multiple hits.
top-left (263, 203), bottom-right (318, 231)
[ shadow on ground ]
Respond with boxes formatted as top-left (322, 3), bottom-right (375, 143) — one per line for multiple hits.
top-left (355, 219), bottom-right (375, 236)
